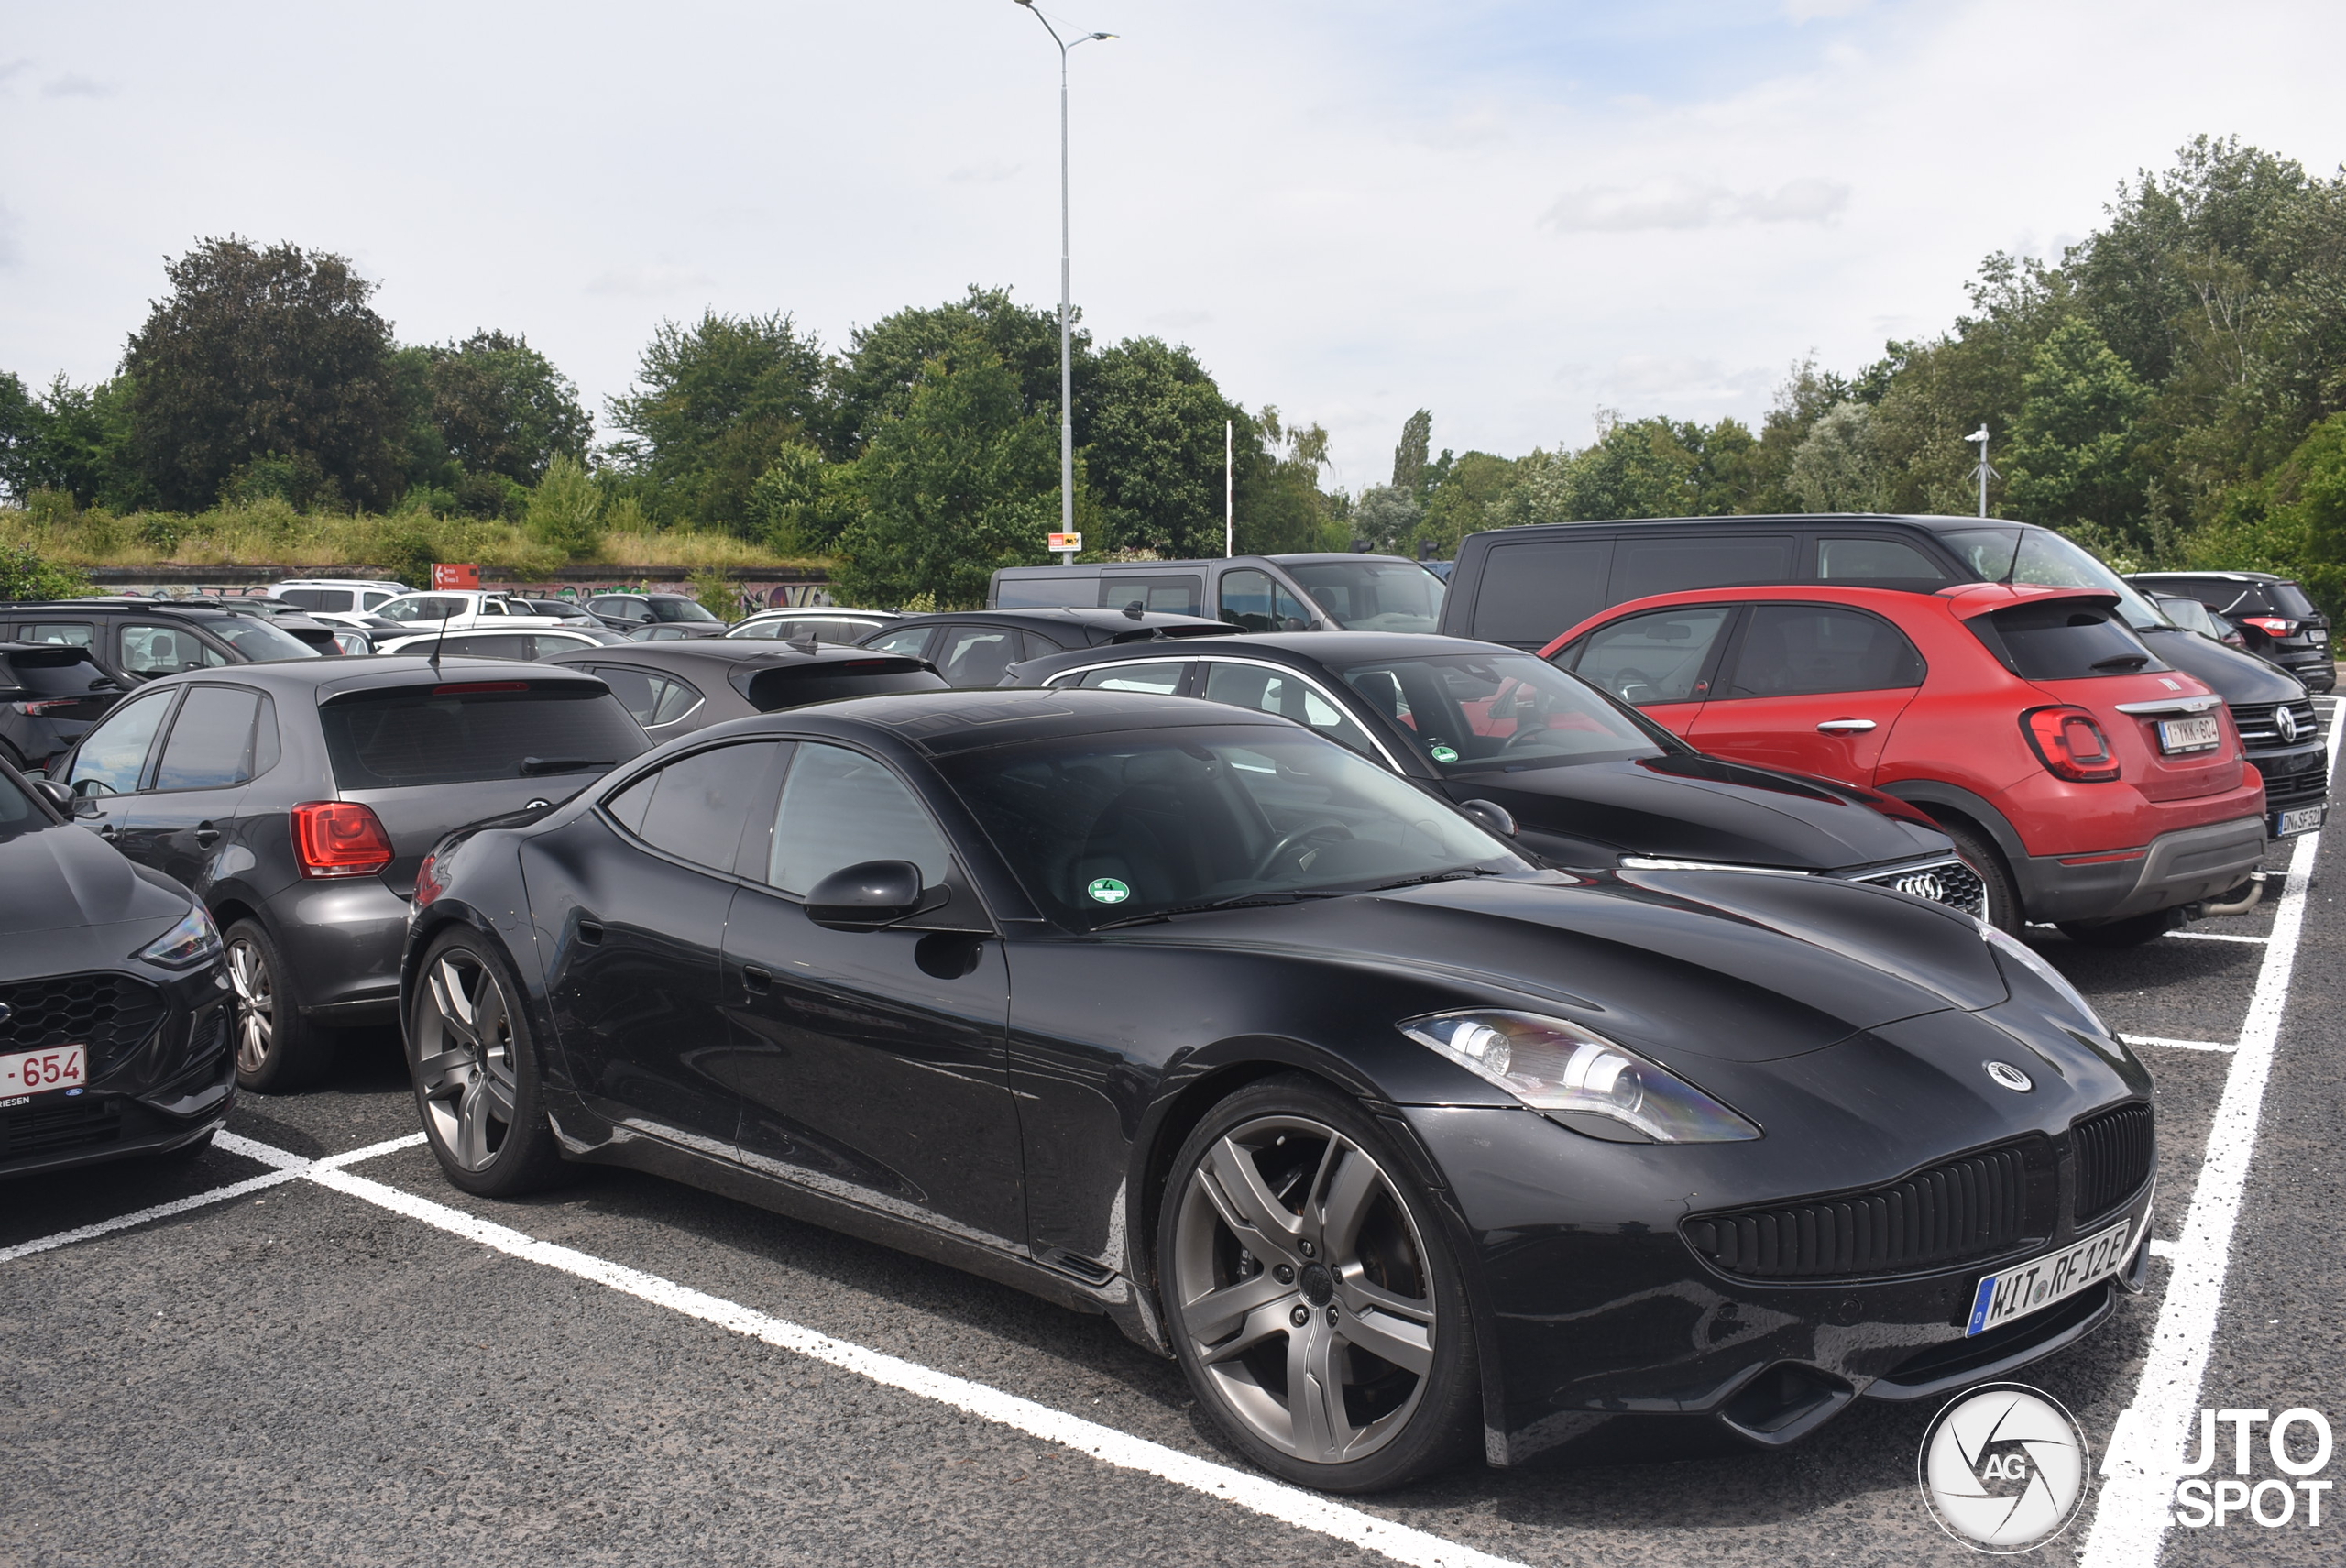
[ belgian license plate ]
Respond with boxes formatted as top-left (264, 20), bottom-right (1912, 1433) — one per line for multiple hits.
top-left (0, 1044), bottom-right (86, 1097)
top-left (1966, 1219), bottom-right (2133, 1336)
top-left (2275, 805), bottom-right (2326, 838)
top-left (2157, 715), bottom-right (2220, 754)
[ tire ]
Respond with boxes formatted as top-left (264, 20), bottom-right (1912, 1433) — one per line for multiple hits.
top-left (1936, 818), bottom-right (2022, 932)
top-left (2057, 908), bottom-right (2182, 948)
top-left (1157, 1074), bottom-right (1479, 1493)
top-left (225, 918), bottom-right (336, 1092)
top-left (407, 929), bottom-right (568, 1198)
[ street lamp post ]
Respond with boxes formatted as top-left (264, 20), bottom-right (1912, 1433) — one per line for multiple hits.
top-left (1014, 3), bottom-right (1113, 542)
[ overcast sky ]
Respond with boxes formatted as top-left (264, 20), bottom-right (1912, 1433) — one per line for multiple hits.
top-left (5, 1), bottom-right (2344, 495)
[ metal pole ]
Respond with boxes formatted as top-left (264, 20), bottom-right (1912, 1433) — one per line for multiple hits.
top-left (1966, 423), bottom-right (1993, 518)
top-left (1225, 419), bottom-right (1233, 557)
top-left (1056, 42), bottom-right (1073, 536)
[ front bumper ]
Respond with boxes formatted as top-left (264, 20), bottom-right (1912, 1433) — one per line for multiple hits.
top-left (2013, 814), bottom-right (2268, 925)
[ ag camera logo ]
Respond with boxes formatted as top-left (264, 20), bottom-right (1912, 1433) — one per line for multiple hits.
top-left (1919, 1384), bottom-right (2091, 1552)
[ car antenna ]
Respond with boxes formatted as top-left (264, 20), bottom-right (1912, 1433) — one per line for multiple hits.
top-left (430, 598), bottom-right (452, 671)
top-left (1122, 602), bottom-right (1145, 620)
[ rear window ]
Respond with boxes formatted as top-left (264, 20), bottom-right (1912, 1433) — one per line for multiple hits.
top-left (2269, 582), bottom-right (2319, 619)
top-left (1966, 601), bottom-right (2169, 681)
top-left (1, 651), bottom-right (115, 696)
top-left (320, 683), bottom-right (650, 789)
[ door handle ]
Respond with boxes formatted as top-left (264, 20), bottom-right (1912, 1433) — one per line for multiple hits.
top-left (742, 965), bottom-right (773, 994)
top-left (193, 823), bottom-right (219, 847)
top-left (576, 919), bottom-right (605, 946)
top-left (97, 823), bottom-right (119, 840)
top-left (1815, 718), bottom-right (1878, 733)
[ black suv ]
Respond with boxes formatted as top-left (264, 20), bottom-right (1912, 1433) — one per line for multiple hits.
top-left (1440, 513), bottom-right (2330, 843)
top-left (0, 641), bottom-right (124, 773)
top-left (46, 658), bottom-right (650, 1090)
top-left (0, 598), bottom-right (325, 688)
top-left (2125, 571), bottom-right (2334, 693)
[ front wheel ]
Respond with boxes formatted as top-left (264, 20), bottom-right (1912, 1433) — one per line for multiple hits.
top-left (1158, 1075), bottom-right (1479, 1492)
top-left (408, 931), bottom-right (568, 1197)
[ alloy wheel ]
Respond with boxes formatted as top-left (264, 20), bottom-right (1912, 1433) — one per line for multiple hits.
top-left (1170, 1114), bottom-right (1437, 1465)
top-left (412, 950), bottom-right (521, 1171)
top-left (225, 935), bottom-right (274, 1076)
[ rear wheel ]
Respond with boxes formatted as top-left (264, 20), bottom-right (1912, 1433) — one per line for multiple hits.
top-left (2057, 908), bottom-right (2182, 948)
top-left (225, 919), bottom-right (335, 1091)
top-left (1935, 819), bottom-right (2022, 932)
top-left (408, 931), bottom-right (567, 1197)
top-left (1158, 1076), bottom-right (1478, 1492)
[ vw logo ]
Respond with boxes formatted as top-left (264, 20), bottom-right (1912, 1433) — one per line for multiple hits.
top-left (1984, 1061), bottom-right (2034, 1092)
top-left (2275, 705), bottom-right (2300, 742)
top-left (1918, 1383), bottom-right (2091, 1551)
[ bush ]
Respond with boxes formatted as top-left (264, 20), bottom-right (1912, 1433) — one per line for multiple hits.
top-left (0, 543), bottom-right (89, 600)
top-left (523, 455), bottom-right (604, 560)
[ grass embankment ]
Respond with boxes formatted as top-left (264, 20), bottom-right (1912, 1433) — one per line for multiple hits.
top-left (0, 499), bottom-right (826, 576)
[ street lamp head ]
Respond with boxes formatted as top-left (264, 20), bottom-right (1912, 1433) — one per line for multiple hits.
top-left (1092, 32), bottom-right (1115, 40)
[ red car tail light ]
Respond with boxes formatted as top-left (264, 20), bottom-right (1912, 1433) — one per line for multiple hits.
top-left (2240, 616), bottom-right (2296, 637)
top-left (2023, 707), bottom-right (2121, 783)
top-left (411, 850), bottom-right (445, 908)
top-left (291, 801), bottom-right (396, 878)
top-left (12, 697), bottom-right (81, 716)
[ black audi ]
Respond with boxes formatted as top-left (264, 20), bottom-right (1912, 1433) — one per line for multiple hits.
top-left (0, 757), bottom-right (235, 1175)
top-left (401, 688), bottom-right (2153, 1491)
top-left (1005, 631), bottom-right (1984, 915)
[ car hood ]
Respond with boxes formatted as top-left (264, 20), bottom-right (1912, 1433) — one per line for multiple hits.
top-left (1442, 752), bottom-right (1947, 870)
top-left (2137, 624), bottom-right (2308, 702)
top-left (1123, 869), bottom-right (2008, 1065)
top-left (0, 820), bottom-right (191, 937)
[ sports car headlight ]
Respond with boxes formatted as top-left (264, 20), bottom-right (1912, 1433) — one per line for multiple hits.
top-left (1398, 1010), bottom-right (1760, 1143)
top-left (135, 905), bottom-right (222, 970)
top-left (1978, 917), bottom-right (2112, 1037)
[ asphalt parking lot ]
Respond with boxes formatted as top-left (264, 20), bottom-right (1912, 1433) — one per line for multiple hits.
top-left (5, 705), bottom-right (2338, 1568)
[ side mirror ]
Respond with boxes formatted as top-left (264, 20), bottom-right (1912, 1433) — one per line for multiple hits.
top-left (1458, 798), bottom-right (1518, 839)
top-left (804, 859), bottom-right (928, 932)
top-left (32, 780), bottom-right (71, 811)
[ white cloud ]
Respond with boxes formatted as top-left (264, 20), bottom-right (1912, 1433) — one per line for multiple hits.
top-left (40, 73), bottom-right (113, 98)
top-left (0, 58), bottom-right (32, 90)
top-left (584, 264), bottom-right (717, 299)
top-left (1783, 0), bottom-right (1874, 19)
top-left (947, 161), bottom-right (1024, 184)
top-left (1542, 175), bottom-right (1849, 232)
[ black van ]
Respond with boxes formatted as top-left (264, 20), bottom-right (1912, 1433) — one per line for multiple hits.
top-left (989, 553), bottom-right (1447, 634)
top-left (1441, 513), bottom-right (2329, 839)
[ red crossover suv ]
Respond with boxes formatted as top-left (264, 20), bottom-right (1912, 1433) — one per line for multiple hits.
top-left (1542, 583), bottom-right (2269, 945)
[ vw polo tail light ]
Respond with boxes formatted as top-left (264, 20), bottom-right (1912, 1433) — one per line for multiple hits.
top-left (291, 801), bottom-right (396, 878)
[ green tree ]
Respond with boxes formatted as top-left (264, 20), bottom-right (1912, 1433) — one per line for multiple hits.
top-left (6, 375), bottom-right (147, 510)
top-left (748, 442), bottom-right (863, 555)
top-left (2005, 319), bottom-right (2152, 537)
top-left (1392, 409), bottom-right (1432, 497)
top-left (831, 341), bottom-right (1058, 609)
top-left (1416, 452), bottom-right (1517, 554)
top-left (401, 331), bottom-right (591, 493)
top-left (1789, 402), bottom-right (1887, 512)
top-left (1076, 336), bottom-right (1237, 558)
top-left (1231, 408), bottom-right (1343, 554)
top-left (605, 311), bottom-right (827, 532)
top-left (523, 454), bottom-right (606, 560)
top-left (125, 238), bottom-right (402, 510)
top-left (828, 286), bottom-right (1069, 458)
top-left (1350, 485), bottom-right (1421, 554)
top-left (0, 371), bottom-right (39, 503)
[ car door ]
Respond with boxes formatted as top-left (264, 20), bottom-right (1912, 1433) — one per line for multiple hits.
top-left (119, 684), bottom-right (272, 889)
top-left (116, 621), bottom-right (232, 684)
top-left (1686, 602), bottom-right (1925, 783)
top-left (521, 740), bottom-right (783, 1148)
top-left (1555, 604), bottom-right (1738, 740)
top-left (58, 685), bottom-right (180, 846)
top-left (1214, 567), bottom-right (1315, 633)
top-left (721, 740), bottom-right (1024, 1251)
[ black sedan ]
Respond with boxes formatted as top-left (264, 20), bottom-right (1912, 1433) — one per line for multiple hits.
top-left (860, 607), bottom-right (1234, 686)
top-left (47, 657), bottom-right (650, 1091)
top-left (0, 757), bottom-right (234, 1175)
top-left (541, 639), bottom-right (948, 740)
top-left (401, 688), bottom-right (2153, 1491)
top-left (1006, 632), bottom-right (1982, 915)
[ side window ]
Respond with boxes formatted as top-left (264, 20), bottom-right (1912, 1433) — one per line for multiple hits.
top-left (603, 742), bottom-right (779, 872)
top-left (360, 592), bottom-right (397, 611)
top-left (120, 623), bottom-right (226, 680)
top-left (650, 675), bottom-right (703, 726)
top-left (1217, 569), bottom-right (1311, 633)
top-left (1466, 540), bottom-right (1613, 647)
top-left (1100, 575), bottom-right (1203, 616)
top-left (935, 626), bottom-right (1024, 686)
top-left (1067, 662), bottom-right (1188, 693)
top-left (65, 689), bottom-right (177, 795)
top-left (151, 685), bottom-right (265, 790)
top-left (477, 598), bottom-right (505, 617)
top-left (1723, 606), bottom-right (1925, 697)
top-left (766, 743), bottom-right (954, 896)
top-left (23, 622), bottom-right (96, 649)
top-left (1200, 662), bottom-right (1378, 756)
top-left (864, 627), bottom-right (935, 661)
top-left (1568, 607), bottom-right (1735, 706)
top-left (1608, 536), bottom-right (1794, 603)
top-left (1814, 538), bottom-right (1951, 585)
top-left (588, 665), bottom-right (663, 728)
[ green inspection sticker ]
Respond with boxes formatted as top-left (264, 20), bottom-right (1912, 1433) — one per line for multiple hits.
top-left (1429, 744), bottom-right (1460, 762)
top-left (1085, 877), bottom-right (1132, 904)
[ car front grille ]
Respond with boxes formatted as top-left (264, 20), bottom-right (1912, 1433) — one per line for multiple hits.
top-left (2072, 1103), bottom-right (2154, 1223)
top-left (1851, 857), bottom-right (1988, 920)
top-left (1, 1097), bottom-right (124, 1159)
top-left (1683, 1141), bottom-right (2041, 1280)
top-left (2251, 752), bottom-right (2330, 810)
top-left (2231, 698), bottom-right (2321, 751)
top-left (0, 972), bottom-right (169, 1066)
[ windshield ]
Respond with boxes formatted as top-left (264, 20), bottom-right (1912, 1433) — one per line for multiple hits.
top-left (209, 618), bottom-right (321, 661)
top-left (1337, 652), bottom-right (1664, 771)
top-left (1941, 526), bottom-right (2165, 630)
top-left (938, 724), bottom-right (1529, 931)
top-left (1284, 561), bottom-right (1446, 633)
top-left (653, 598), bottom-right (719, 623)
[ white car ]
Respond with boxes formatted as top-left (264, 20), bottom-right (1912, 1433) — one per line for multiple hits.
top-left (370, 589), bottom-right (583, 635)
top-left (268, 579), bottom-right (411, 628)
top-left (373, 626), bottom-right (623, 661)
top-left (722, 606), bottom-right (902, 645)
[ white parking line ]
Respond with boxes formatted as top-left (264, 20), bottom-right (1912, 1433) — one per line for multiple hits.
top-left (13, 1127), bottom-right (1523, 1568)
top-left (2120, 1035), bottom-right (2235, 1053)
top-left (2079, 712), bottom-right (2341, 1568)
top-left (2163, 930), bottom-right (2268, 944)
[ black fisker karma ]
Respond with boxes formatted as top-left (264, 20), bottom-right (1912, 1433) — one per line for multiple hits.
top-left (401, 688), bottom-right (2155, 1491)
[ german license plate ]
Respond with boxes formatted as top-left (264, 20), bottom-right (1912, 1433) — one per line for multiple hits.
top-left (2308, 628), bottom-right (2328, 644)
top-left (2157, 715), bottom-right (2220, 754)
top-left (1966, 1219), bottom-right (2132, 1336)
top-left (2275, 805), bottom-right (2326, 838)
top-left (0, 1044), bottom-right (86, 1097)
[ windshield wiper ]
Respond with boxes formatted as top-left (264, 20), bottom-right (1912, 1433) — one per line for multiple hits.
top-left (1091, 890), bottom-right (1341, 931)
top-left (1363, 867), bottom-right (1507, 893)
top-left (2090, 654), bottom-right (2151, 672)
top-left (520, 756), bottom-right (614, 777)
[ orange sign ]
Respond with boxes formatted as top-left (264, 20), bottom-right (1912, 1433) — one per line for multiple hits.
top-left (431, 563), bottom-right (480, 590)
top-left (1047, 532), bottom-right (1082, 552)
